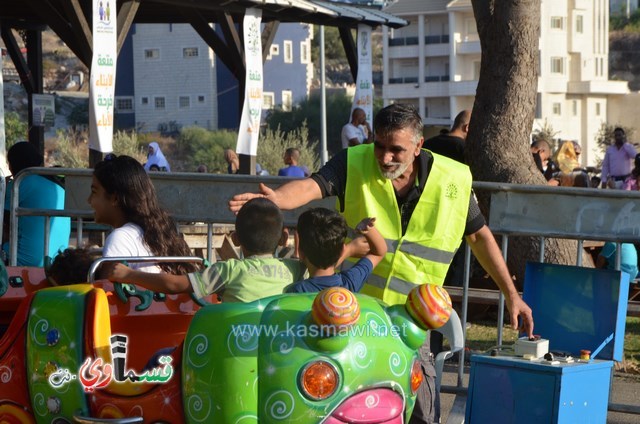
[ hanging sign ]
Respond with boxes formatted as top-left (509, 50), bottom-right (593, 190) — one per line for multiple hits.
top-left (89, 0), bottom-right (117, 153)
top-left (236, 8), bottom-right (263, 156)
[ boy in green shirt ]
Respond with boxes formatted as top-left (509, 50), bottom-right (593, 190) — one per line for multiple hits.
top-left (106, 198), bottom-right (306, 302)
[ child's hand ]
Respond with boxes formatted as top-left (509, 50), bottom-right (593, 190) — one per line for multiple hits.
top-left (107, 263), bottom-right (133, 282)
top-left (347, 235), bottom-right (371, 258)
top-left (355, 217), bottom-right (376, 234)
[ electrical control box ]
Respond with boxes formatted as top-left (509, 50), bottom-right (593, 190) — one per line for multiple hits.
top-left (466, 263), bottom-right (629, 423)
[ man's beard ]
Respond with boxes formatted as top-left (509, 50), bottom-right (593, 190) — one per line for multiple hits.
top-left (379, 160), bottom-right (411, 180)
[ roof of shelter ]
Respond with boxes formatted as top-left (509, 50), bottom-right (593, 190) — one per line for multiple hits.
top-left (383, 0), bottom-right (450, 15)
top-left (1, 0), bottom-right (407, 29)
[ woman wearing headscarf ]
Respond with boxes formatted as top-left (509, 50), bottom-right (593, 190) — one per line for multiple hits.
top-left (144, 142), bottom-right (171, 172)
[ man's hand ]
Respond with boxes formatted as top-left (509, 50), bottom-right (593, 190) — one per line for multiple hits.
top-left (506, 295), bottom-right (534, 339)
top-left (228, 183), bottom-right (275, 214)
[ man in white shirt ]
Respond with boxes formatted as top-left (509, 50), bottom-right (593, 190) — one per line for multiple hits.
top-left (341, 107), bottom-right (373, 149)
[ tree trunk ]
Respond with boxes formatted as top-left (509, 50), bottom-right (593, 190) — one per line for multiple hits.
top-left (467, 0), bottom-right (577, 287)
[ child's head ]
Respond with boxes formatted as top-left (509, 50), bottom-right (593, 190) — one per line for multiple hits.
top-left (47, 247), bottom-right (101, 286)
top-left (234, 198), bottom-right (285, 256)
top-left (297, 208), bottom-right (347, 269)
top-left (284, 147), bottom-right (300, 165)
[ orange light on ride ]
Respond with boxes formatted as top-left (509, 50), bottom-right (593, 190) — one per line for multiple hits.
top-left (410, 360), bottom-right (423, 394)
top-left (405, 284), bottom-right (452, 330)
top-left (300, 360), bottom-right (339, 400)
top-left (311, 287), bottom-right (360, 330)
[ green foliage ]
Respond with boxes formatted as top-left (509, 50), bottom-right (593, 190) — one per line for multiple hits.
top-left (113, 131), bottom-right (146, 163)
top-left (611, 9), bottom-right (640, 32)
top-left (66, 103), bottom-right (89, 128)
top-left (4, 111), bottom-right (28, 148)
top-left (176, 126), bottom-right (237, 173)
top-left (311, 26), bottom-right (349, 65)
top-left (266, 92), bottom-right (380, 156)
top-left (49, 130), bottom-right (88, 168)
top-left (532, 119), bottom-right (561, 151)
top-left (257, 122), bottom-right (319, 176)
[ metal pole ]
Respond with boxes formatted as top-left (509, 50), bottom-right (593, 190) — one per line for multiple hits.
top-left (320, 26), bottom-right (328, 165)
top-left (497, 236), bottom-right (508, 346)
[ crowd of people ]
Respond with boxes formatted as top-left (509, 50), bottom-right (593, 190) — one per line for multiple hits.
top-left (9, 103), bottom-right (640, 423)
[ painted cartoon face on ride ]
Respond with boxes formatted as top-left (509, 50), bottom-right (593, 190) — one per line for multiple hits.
top-left (182, 285), bottom-right (448, 423)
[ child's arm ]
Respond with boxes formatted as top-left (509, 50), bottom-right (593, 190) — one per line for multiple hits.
top-left (107, 263), bottom-right (193, 294)
top-left (355, 217), bottom-right (387, 268)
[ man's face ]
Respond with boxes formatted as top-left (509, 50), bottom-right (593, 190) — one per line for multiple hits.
top-left (614, 130), bottom-right (625, 145)
top-left (374, 129), bottom-right (423, 180)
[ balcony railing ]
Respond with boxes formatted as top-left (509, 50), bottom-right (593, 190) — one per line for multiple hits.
top-left (388, 75), bottom-right (451, 84)
top-left (389, 34), bottom-right (449, 46)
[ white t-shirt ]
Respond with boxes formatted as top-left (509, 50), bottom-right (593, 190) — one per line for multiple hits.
top-left (341, 123), bottom-right (367, 149)
top-left (103, 222), bottom-right (161, 273)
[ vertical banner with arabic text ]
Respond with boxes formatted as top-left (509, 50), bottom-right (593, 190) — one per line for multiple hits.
top-left (236, 8), bottom-right (263, 156)
top-left (352, 24), bottom-right (373, 123)
top-left (89, 0), bottom-right (117, 153)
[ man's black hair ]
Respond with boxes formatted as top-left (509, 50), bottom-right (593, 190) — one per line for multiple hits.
top-left (236, 198), bottom-right (284, 255)
top-left (297, 208), bottom-right (347, 269)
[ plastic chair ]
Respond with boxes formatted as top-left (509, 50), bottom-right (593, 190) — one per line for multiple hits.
top-left (432, 309), bottom-right (464, 392)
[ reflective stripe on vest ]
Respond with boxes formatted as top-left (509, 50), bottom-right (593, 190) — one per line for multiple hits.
top-left (342, 144), bottom-right (471, 305)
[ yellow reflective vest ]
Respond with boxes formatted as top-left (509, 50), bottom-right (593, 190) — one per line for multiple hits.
top-left (342, 144), bottom-right (472, 305)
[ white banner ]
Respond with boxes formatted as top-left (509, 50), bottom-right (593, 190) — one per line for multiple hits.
top-left (236, 8), bottom-right (263, 156)
top-left (89, 0), bottom-right (117, 153)
top-left (352, 24), bottom-right (373, 123)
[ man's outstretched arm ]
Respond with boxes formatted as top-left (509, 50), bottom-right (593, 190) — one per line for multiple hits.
top-left (465, 225), bottom-right (534, 338)
top-left (229, 179), bottom-right (322, 213)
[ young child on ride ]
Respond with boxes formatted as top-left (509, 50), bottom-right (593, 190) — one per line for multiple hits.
top-left (285, 208), bottom-right (387, 293)
top-left (88, 155), bottom-right (197, 277)
top-left (46, 247), bottom-right (102, 285)
top-left (106, 197), bottom-right (307, 302)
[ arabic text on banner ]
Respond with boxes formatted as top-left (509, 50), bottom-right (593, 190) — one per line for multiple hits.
top-left (236, 8), bottom-right (263, 156)
top-left (89, 0), bottom-right (117, 153)
top-left (352, 24), bottom-right (373, 123)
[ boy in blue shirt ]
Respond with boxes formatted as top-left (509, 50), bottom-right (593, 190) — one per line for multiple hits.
top-left (286, 208), bottom-right (386, 293)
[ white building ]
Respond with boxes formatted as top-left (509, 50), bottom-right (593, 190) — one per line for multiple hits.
top-left (382, 0), bottom-right (628, 165)
top-left (130, 24), bottom-right (218, 133)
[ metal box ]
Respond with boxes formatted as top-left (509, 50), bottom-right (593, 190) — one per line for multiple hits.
top-left (465, 263), bottom-right (629, 423)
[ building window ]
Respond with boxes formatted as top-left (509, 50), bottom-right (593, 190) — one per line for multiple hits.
top-left (552, 102), bottom-right (561, 116)
top-left (183, 47), bottom-right (199, 58)
top-left (263, 92), bottom-right (275, 109)
top-left (144, 49), bottom-right (159, 59)
top-left (300, 40), bottom-right (310, 64)
top-left (282, 90), bottom-right (292, 111)
top-left (595, 103), bottom-right (601, 116)
top-left (141, 97), bottom-right (149, 105)
top-left (198, 95), bottom-right (205, 103)
top-left (535, 93), bottom-right (542, 119)
top-left (576, 15), bottom-right (583, 34)
top-left (550, 17), bottom-right (564, 30)
top-left (179, 96), bottom-right (190, 108)
top-left (115, 97), bottom-right (134, 113)
top-left (267, 44), bottom-right (279, 60)
top-left (284, 40), bottom-right (293, 63)
top-left (154, 97), bottom-right (165, 109)
top-left (550, 57), bottom-right (564, 74)
top-left (572, 100), bottom-right (578, 116)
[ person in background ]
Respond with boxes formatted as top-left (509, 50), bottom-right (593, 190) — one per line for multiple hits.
top-left (107, 198), bottom-right (306, 302)
top-left (286, 208), bottom-right (386, 293)
top-left (341, 107), bottom-right (372, 149)
top-left (225, 149), bottom-right (240, 174)
top-left (278, 148), bottom-right (306, 178)
top-left (601, 128), bottom-right (637, 189)
top-left (88, 155), bottom-right (196, 276)
top-left (144, 141), bottom-right (170, 172)
top-left (197, 164), bottom-right (208, 173)
top-left (531, 139), bottom-right (559, 186)
top-left (623, 153), bottom-right (640, 191)
top-left (424, 110), bottom-right (470, 163)
top-left (597, 242), bottom-right (639, 282)
top-left (3, 142), bottom-right (71, 266)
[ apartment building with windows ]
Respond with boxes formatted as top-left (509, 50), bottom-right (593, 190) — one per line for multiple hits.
top-left (114, 23), bottom-right (313, 132)
top-left (383, 0), bottom-right (628, 165)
